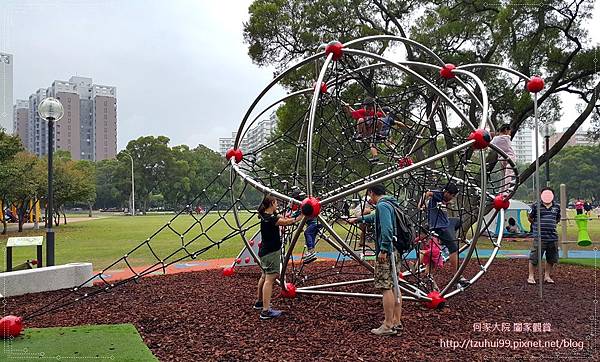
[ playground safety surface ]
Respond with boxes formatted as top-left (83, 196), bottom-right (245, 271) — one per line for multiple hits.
top-left (5, 259), bottom-right (598, 361)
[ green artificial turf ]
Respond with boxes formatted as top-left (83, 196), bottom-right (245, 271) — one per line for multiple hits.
top-left (0, 323), bottom-right (157, 361)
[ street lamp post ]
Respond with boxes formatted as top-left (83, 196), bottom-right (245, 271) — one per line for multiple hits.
top-left (123, 151), bottom-right (135, 216)
top-left (38, 97), bottom-right (64, 267)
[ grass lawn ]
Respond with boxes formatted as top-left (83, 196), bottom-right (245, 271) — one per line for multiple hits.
top-left (1, 209), bottom-right (597, 271)
top-left (0, 213), bottom-right (256, 270)
top-left (559, 258), bottom-right (599, 268)
top-left (0, 324), bottom-right (157, 361)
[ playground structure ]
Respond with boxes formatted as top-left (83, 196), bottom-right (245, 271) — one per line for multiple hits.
top-left (483, 199), bottom-right (531, 238)
top-left (559, 184), bottom-right (594, 251)
top-left (1, 199), bottom-right (43, 225)
top-left (3, 35), bottom-right (554, 336)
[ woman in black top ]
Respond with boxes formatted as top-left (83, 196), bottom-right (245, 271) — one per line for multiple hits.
top-left (255, 195), bottom-right (302, 320)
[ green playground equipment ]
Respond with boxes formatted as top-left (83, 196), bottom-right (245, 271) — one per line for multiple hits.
top-left (575, 213), bottom-right (592, 247)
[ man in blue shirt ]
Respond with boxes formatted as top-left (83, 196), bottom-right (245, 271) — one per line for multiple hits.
top-left (420, 183), bottom-right (469, 288)
top-left (527, 187), bottom-right (561, 285)
top-left (349, 184), bottom-right (402, 336)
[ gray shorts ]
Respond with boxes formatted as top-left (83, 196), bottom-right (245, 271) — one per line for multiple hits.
top-left (529, 241), bottom-right (559, 265)
top-left (260, 250), bottom-right (281, 274)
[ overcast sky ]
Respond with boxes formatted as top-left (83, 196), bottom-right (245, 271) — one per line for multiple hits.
top-left (1, 0), bottom-right (598, 152)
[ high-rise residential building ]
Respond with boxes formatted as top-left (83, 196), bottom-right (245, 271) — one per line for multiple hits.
top-left (244, 113), bottom-right (277, 154)
top-left (547, 127), bottom-right (597, 149)
top-left (16, 76), bottom-right (117, 161)
top-left (29, 88), bottom-right (50, 156)
top-left (219, 113), bottom-right (277, 157)
top-left (219, 132), bottom-right (237, 156)
top-left (513, 127), bottom-right (533, 164)
top-left (0, 52), bottom-right (13, 132)
top-left (13, 99), bottom-right (29, 146)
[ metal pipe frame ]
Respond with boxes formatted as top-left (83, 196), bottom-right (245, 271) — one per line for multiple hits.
top-left (280, 217), bottom-right (307, 288)
top-left (320, 140), bottom-right (474, 206)
top-left (317, 214), bottom-right (374, 272)
top-left (444, 210), bottom-right (504, 298)
top-left (440, 147), bottom-right (488, 296)
top-left (227, 35), bottom-right (538, 303)
top-left (234, 53), bottom-right (324, 148)
top-left (306, 53), bottom-right (333, 196)
top-left (533, 93), bottom-right (543, 299)
top-left (297, 278), bottom-right (374, 291)
top-left (343, 35), bottom-right (445, 65)
top-left (343, 48), bottom-right (477, 130)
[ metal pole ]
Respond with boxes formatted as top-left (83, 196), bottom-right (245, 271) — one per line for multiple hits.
top-left (389, 243), bottom-right (402, 303)
top-left (560, 184), bottom-right (568, 258)
top-left (545, 134), bottom-right (550, 186)
top-left (130, 155), bottom-right (135, 216)
top-left (533, 93), bottom-right (542, 299)
top-left (306, 52), bottom-right (333, 196)
top-left (123, 152), bottom-right (135, 216)
top-left (46, 118), bottom-right (55, 267)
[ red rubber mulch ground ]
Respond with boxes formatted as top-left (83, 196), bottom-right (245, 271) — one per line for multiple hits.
top-left (5, 259), bottom-right (598, 361)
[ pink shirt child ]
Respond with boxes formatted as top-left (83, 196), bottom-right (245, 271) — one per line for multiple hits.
top-left (417, 235), bottom-right (443, 269)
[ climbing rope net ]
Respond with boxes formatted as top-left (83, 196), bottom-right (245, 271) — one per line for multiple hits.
top-left (23, 35), bottom-right (548, 320)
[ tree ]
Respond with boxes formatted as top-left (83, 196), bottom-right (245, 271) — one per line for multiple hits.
top-left (549, 145), bottom-right (600, 201)
top-left (0, 131), bottom-right (24, 233)
top-left (244, 0), bottom-right (599, 194)
top-left (120, 136), bottom-right (175, 214)
top-left (95, 159), bottom-right (126, 209)
top-left (164, 145), bottom-right (228, 210)
top-left (36, 153), bottom-right (96, 225)
top-left (4, 152), bottom-right (41, 232)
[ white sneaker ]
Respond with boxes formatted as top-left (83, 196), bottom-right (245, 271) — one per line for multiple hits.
top-left (370, 324), bottom-right (397, 336)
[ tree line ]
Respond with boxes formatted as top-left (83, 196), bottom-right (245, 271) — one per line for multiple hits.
top-left (0, 131), bottom-right (95, 233)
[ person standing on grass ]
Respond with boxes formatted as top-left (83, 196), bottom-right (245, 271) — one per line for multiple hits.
top-left (254, 194), bottom-right (303, 320)
top-left (527, 187), bottom-right (561, 285)
top-left (348, 184), bottom-right (402, 336)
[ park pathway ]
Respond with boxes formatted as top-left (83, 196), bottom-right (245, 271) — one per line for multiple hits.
top-left (3, 216), bottom-right (107, 233)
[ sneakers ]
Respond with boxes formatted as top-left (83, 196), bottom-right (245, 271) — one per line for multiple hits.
top-left (260, 308), bottom-right (283, 320)
top-left (253, 300), bottom-right (263, 310)
top-left (370, 324), bottom-right (397, 336)
top-left (392, 322), bottom-right (404, 333)
top-left (303, 250), bottom-right (317, 264)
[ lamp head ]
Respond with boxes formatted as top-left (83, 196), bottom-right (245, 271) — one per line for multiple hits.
top-left (38, 97), bottom-right (64, 122)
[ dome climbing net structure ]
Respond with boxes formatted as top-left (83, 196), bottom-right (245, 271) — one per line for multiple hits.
top-left (14, 36), bottom-right (546, 329)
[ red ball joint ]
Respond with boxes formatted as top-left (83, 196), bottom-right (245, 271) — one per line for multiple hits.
top-left (313, 82), bottom-right (327, 93)
top-left (398, 156), bottom-right (414, 168)
top-left (440, 63), bottom-right (456, 79)
top-left (280, 283), bottom-right (297, 298)
top-left (424, 291), bottom-right (446, 309)
top-left (244, 257), bottom-right (251, 264)
top-left (493, 194), bottom-right (510, 210)
top-left (222, 267), bottom-right (234, 277)
top-left (301, 197), bottom-right (321, 217)
top-left (325, 41), bottom-right (344, 61)
top-left (225, 148), bottom-right (243, 163)
top-left (0, 316), bottom-right (23, 338)
top-left (467, 129), bottom-right (492, 149)
top-left (526, 76), bottom-right (544, 93)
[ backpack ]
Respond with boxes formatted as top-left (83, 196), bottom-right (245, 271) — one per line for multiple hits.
top-left (378, 199), bottom-right (416, 252)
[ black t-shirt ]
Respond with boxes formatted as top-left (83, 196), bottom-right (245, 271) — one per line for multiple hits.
top-left (259, 211), bottom-right (282, 257)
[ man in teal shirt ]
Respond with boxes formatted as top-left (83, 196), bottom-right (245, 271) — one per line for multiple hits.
top-left (349, 184), bottom-right (402, 336)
